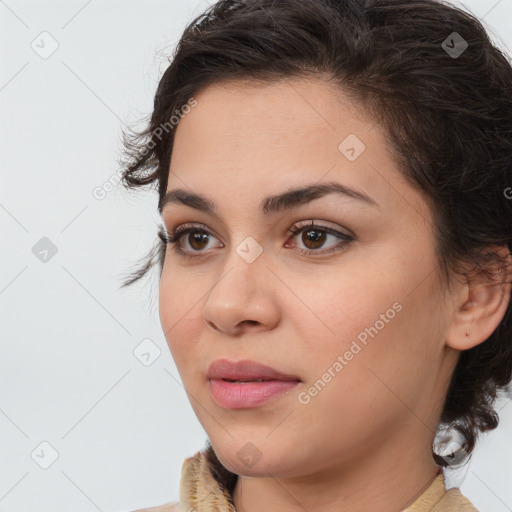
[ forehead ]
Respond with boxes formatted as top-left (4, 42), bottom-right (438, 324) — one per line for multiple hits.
top-left (174, 77), bottom-right (373, 153)
top-left (167, 77), bottom-right (428, 221)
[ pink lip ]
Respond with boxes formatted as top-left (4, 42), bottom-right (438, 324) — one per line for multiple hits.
top-left (207, 359), bottom-right (301, 409)
top-left (209, 379), bottom-right (300, 409)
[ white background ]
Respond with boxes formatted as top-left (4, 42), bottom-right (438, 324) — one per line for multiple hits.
top-left (1, 1), bottom-right (511, 511)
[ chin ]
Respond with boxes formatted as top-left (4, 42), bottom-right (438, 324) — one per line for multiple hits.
top-left (213, 439), bottom-right (303, 478)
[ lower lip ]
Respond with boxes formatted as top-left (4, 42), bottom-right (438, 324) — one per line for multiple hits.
top-left (209, 378), bottom-right (300, 409)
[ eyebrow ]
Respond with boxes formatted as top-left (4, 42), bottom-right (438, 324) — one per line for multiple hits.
top-left (158, 180), bottom-right (379, 217)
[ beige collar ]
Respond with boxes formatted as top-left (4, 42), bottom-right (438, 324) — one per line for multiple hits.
top-left (172, 449), bottom-right (477, 512)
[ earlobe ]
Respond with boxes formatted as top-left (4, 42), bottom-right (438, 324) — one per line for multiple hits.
top-left (445, 249), bottom-right (512, 351)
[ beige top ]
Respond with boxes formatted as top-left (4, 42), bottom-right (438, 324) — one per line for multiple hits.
top-left (132, 449), bottom-right (478, 512)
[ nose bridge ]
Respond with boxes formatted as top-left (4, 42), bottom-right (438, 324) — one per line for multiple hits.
top-left (201, 234), bottom-right (278, 333)
top-left (233, 234), bottom-right (265, 266)
top-left (212, 233), bottom-right (267, 299)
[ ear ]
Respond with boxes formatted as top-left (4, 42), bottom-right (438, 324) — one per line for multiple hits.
top-left (445, 245), bottom-right (512, 351)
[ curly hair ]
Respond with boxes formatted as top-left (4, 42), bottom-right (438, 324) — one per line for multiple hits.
top-left (119, 0), bottom-right (512, 468)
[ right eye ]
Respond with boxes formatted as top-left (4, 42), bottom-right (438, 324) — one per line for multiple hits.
top-left (160, 223), bottom-right (224, 260)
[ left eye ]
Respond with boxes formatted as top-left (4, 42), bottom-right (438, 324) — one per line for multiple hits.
top-left (285, 222), bottom-right (353, 255)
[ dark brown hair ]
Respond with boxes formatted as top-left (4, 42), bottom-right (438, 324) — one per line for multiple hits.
top-left (119, 0), bottom-right (512, 472)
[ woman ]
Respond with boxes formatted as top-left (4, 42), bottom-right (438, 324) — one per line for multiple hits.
top-left (121, 0), bottom-right (512, 510)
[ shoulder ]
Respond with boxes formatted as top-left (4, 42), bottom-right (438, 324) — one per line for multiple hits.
top-left (432, 487), bottom-right (479, 511)
top-left (129, 501), bottom-right (181, 512)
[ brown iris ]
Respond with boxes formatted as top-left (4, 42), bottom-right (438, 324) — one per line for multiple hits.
top-left (302, 228), bottom-right (326, 249)
top-left (188, 231), bottom-right (210, 251)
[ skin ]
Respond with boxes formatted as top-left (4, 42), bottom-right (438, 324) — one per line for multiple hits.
top-left (158, 77), bottom-right (510, 512)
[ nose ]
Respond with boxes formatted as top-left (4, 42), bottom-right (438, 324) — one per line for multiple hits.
top-left (201, 246), bottom-right (281, 336)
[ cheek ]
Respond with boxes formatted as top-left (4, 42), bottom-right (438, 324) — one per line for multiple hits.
top-left (293, 304), bottom-right (428, 454)
top-left (297, 266), bottom-right (402, 352)
top-left (159, 270), bottom-right (204, 365)
top-left (294, 262), bottom-right (438, 403)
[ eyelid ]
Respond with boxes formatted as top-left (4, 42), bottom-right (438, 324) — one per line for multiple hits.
top-left (171, 222), bottom-right (223, 244)
top-left (159, 219), bottom-right (219, 241)
top-left (287, 219), bottom-right (353, 238)
top-left (160, 217), bottom-right (352, 239)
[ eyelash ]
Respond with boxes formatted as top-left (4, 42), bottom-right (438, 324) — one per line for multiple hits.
top-left (159, 221), bottom-right (354, 261)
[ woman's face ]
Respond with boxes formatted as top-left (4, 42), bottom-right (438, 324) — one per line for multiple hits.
top-left (159, 77), bottom-right (459, 477)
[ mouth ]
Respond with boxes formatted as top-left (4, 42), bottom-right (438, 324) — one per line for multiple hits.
top-left (206, 359), bottom-right (301, 409)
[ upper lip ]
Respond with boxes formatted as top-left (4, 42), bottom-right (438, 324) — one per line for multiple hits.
top-left (207, 359), bottom-right (301, 381)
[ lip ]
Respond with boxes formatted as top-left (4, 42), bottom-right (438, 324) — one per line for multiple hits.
top-left (207, 359), bottom-right (301, 410)
top-left (207, 359), bottom-right (301, 381)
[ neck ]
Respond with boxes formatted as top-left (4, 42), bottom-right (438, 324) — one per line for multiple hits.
top-left (231, 441), bottom-right (441, 512)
